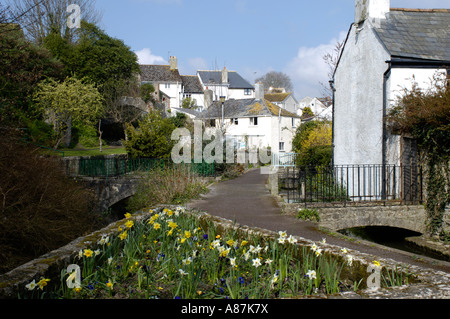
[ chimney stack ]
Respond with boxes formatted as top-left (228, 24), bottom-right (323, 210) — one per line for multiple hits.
top-left (355, 0), bottom-right (389, 24)
top-left (255, 82), bottom-right (264, 100)
top-left (169, 56), bottom-right (178, 70)
top-left (222, 67), bottom-right (228, 84)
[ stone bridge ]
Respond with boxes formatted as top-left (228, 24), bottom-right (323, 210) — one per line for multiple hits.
top-left (79, 177), bottom-right (141, 213)
top-left (316, 205), bottom-right (429, 234)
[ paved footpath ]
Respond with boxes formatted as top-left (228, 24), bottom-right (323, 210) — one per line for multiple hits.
top-left (188, 168), bottom-right (450, 274)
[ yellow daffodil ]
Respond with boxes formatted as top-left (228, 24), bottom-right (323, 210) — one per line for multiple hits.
top-left (37, 278), bottom-right (50, 290)
top-left (119, 231), bottom-right (128, 241)
top-left (184, 230), bottom-right (191, 239)
top-left (168, 221), bottom-right (178, 229)
top-left (153, 223), bottom-right (161, 230)
top-left (125, 220), bottom-right (134, 229)
top-left (124, 213), bottom-right (131, 219)
top-left (372, 260), bottom-right (381, 268)
top-left (240, 240), bottom-right (248, 247)
top-left (106, 281), bottom-right (113, 289)
top-left (226, 239), bottom-right (235, 247)
top-left (83, 249), bottom-right (93, 258)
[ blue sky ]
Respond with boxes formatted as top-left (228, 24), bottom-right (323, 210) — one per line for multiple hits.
top-left (95, 0), bottom-right (449, 99)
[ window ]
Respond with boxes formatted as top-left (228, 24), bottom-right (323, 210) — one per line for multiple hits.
top-left (292, 118), bottom-right (297, 128)
top-left (250, 117), bottom-right (258, 126)
top-left (244, 89), bottom-right (252, 96)
top-left (234, 118), bottom-right (239, 125)
top-left (165, 83), bottom-right (170, 89)
top-left (279, 142), bottom-right (285, 152)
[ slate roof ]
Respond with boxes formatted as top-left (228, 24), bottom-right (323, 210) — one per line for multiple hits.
top-left (198, 71), bottom-right (254, 89)
top-left (140, 65), bottom-right (182, 82)
top-left (198, 98), bottom-right (300, 120)
top-left (374, 9), bottom-right (450, 62)
top-left (181, 75), bottom-right (204, 94)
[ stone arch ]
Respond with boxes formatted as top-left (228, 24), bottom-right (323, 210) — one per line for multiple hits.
top-left (317, 205), bottom-right (427, 234)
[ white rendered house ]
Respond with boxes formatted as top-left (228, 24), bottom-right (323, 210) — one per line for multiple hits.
top-left (333, 0), bottom-right (449, 167)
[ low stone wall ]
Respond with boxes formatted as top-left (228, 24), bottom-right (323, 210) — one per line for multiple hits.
top-left (1, 206), bottom-right (449, 299)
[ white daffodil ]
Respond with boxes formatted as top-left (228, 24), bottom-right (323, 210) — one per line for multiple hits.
top-left (25, 280), bottom-right (37, 291)
top-left (287, 235), bottom-right (297, 244)
top-left (278, 231), bottom-right (287, 238)
top-left (341, 248), bottom-right (348, 254)
top-left (179, 269), bottom-right (188, 276)
top-left (230, 257), bottom-right (237, 267)
top-left (252, 258), bottom-right (262, 268)
top-left (306, 270), bottom-right (317, 280)
top-left (346, 254), bottom-right (353, 266)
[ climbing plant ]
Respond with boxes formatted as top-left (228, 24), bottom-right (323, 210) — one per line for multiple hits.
top-left (387, 71), bottom-right (449, 239)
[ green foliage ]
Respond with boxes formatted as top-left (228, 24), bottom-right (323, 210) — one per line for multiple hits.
top-left (293, 121), bottom-right (332, 166)
top-left (0, 25), bottom-right (62, 126)
top-left (124, 111), bottom-right (177, 159)
top-left (140, 83), bottom-right (156, 104)
top-left (126, 167), bottom-right (208, 212)
top-left (297, 208), bottom-right (320, 222)
top-left (33, 76), bottom-right (104, 148)
top-left (73, 123), bottom-right (106, 148)
top-left (388, 72), bottom-right (449, 237)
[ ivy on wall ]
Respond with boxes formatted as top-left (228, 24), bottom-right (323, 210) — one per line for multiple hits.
top-left (387, 72), bottom-right (449, 239)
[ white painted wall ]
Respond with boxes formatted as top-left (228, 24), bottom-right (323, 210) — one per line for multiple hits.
top-left (159, 82), bottom-right (183, 109)
top-left (333, 20), bottom-right (391, 166)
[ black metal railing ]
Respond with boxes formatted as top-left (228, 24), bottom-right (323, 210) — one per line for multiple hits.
top-left (280, 165), bottom-right (423, 206)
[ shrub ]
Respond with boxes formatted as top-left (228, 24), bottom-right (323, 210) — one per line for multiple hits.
top-left (297, 208), bottom-right (320, 222)
top-left (126, 166), bottom-right (208, 212)
top-left (0, 131), bottom-right (97, 274)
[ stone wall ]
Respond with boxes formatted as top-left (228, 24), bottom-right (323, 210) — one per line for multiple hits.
top-left (1, 206), bottom-right (449, 299)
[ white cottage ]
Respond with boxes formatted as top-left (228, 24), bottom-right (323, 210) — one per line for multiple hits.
top-left (333, 0), bottom-right (450, 167)
top-left (199, 84), bottom-right (301, 154)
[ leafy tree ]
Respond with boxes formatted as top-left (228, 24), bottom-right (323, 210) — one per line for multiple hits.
top-left (33, 76), bottom-right (104, 148)
top-left (292, 121), bottom-right (332, 166)
top-left (124, 111), bottom-right (177, 159)
top-left (0, 24), bottom-right (62, 126)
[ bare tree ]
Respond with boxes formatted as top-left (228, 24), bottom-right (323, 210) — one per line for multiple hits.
top-left (5, 0), bottom-right (102, 44)
top-left (255, 71), bottom-right (293, 92)
top-left (320, 40), bottom-right (344, 97)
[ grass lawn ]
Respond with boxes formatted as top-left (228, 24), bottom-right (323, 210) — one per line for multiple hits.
top-left (41, 144), bottom-right (128, 157)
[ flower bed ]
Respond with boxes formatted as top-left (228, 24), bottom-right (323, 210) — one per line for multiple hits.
top-left (21, 207), bottom-right (412, 299)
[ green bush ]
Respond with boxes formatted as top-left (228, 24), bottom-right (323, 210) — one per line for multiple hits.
top-left (297, 208), bottom-right (320, 222)
top-left (297, 145), bottom-right (332, 167)
top-left (127, 166), bottom-right (208, 212)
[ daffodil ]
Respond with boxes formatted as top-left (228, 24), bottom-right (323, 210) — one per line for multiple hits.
top-left (346, 254), bottom-right (353, 266)
top-left (315, 249), bottom-right (322, 257)
top-left (25, 280), bottom-right (37, 291)
top-left (287, 235), bottom-right (297, 244)
top-left (311, 243), bottom-right (318, 252)
top-left (230, 257), bottom-right (237, 266)
top-left (179, 269), bottom-right (188, 276)
top-left (240, 240), bottom-right (248, 247)
top-left (119, 231), bottom-right (128, 241)
top-left (372, 260), bottom-right (381, 268)
top-left (83, 249), bottom-right (93, 258)
top-left (106, 280), bottom-right (113, 289)
top-left (124, 213), bottom-right (131, 219)
top-left (341, 248), bottom-right (348, 254)
top-left (125, 220), bottom-right (134, 229)
top-left (226, 239), bottom-right (235, 247)
top-left (306, 270), bottom-right (316, 280)
top-left (252, 258), bottom-right (262, 268)
top-left (184, 230), bottom-right (191, 239)
top-left (37, 278), bottom-right (50, 290)
top-left (153, 222), bottom-right (161, 230)
top-left (278, 231), bottom-right (287, 238)
top-left (168, 221), bottom-right (178, 229)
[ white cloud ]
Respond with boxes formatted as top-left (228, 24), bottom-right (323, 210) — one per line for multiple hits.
top-left (285, 31), bottom-right (347, 99)
top-left (135, 48), bottom-right (167, 65)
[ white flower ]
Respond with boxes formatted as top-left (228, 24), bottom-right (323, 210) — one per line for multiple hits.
top-left (25, 280), bottom-right (37, 291)
top-left (287, 235), bottom-right (297, 244)
top-left (311, 243), bottom-right (318, 252)
top-left (252, 258), bottom-right (262, 268)
top-left (265, 259), bottom-right (273, 265)
top-left (182, 257), bottom-right (193, 265)
top-left (107, 257), bottom-right (113, 265)
top-left (278, 237), bottom-right (286, 244)
top-left (346, 254), bottom-right (353, 266)
top-left (341, 248), bottom-right (348, 254)
top-left (98, 235), bottom-right (109, 245)
top-left (321, 238), bottom-right (327, 244)
top-left (315, 249), bottom-right (323, 257)
top-left (230, 257), bottom-right (236, 266)
top-left (306, 270), bottom-right (316, 280)
top-left (94, 249), bottom-right (101, 256)
top-left (278, 231), bottom-right (287, 238)
top-left (243, 251), bottom-right (250, 261)
top-left (179, 269), bottom-right (188, 276)
top-left (249, 245), bottom-right (262, 254)
top-left (211, 239), bottom-right (221, 249)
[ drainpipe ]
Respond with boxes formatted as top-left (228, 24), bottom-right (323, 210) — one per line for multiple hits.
top-left (329, 80), bottom-right (336, 167)
top-left (382, 61), bottom-right (392, 200)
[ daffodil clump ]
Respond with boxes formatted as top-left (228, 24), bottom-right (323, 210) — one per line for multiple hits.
top-left (21, 207), bottom-right (410, 299)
